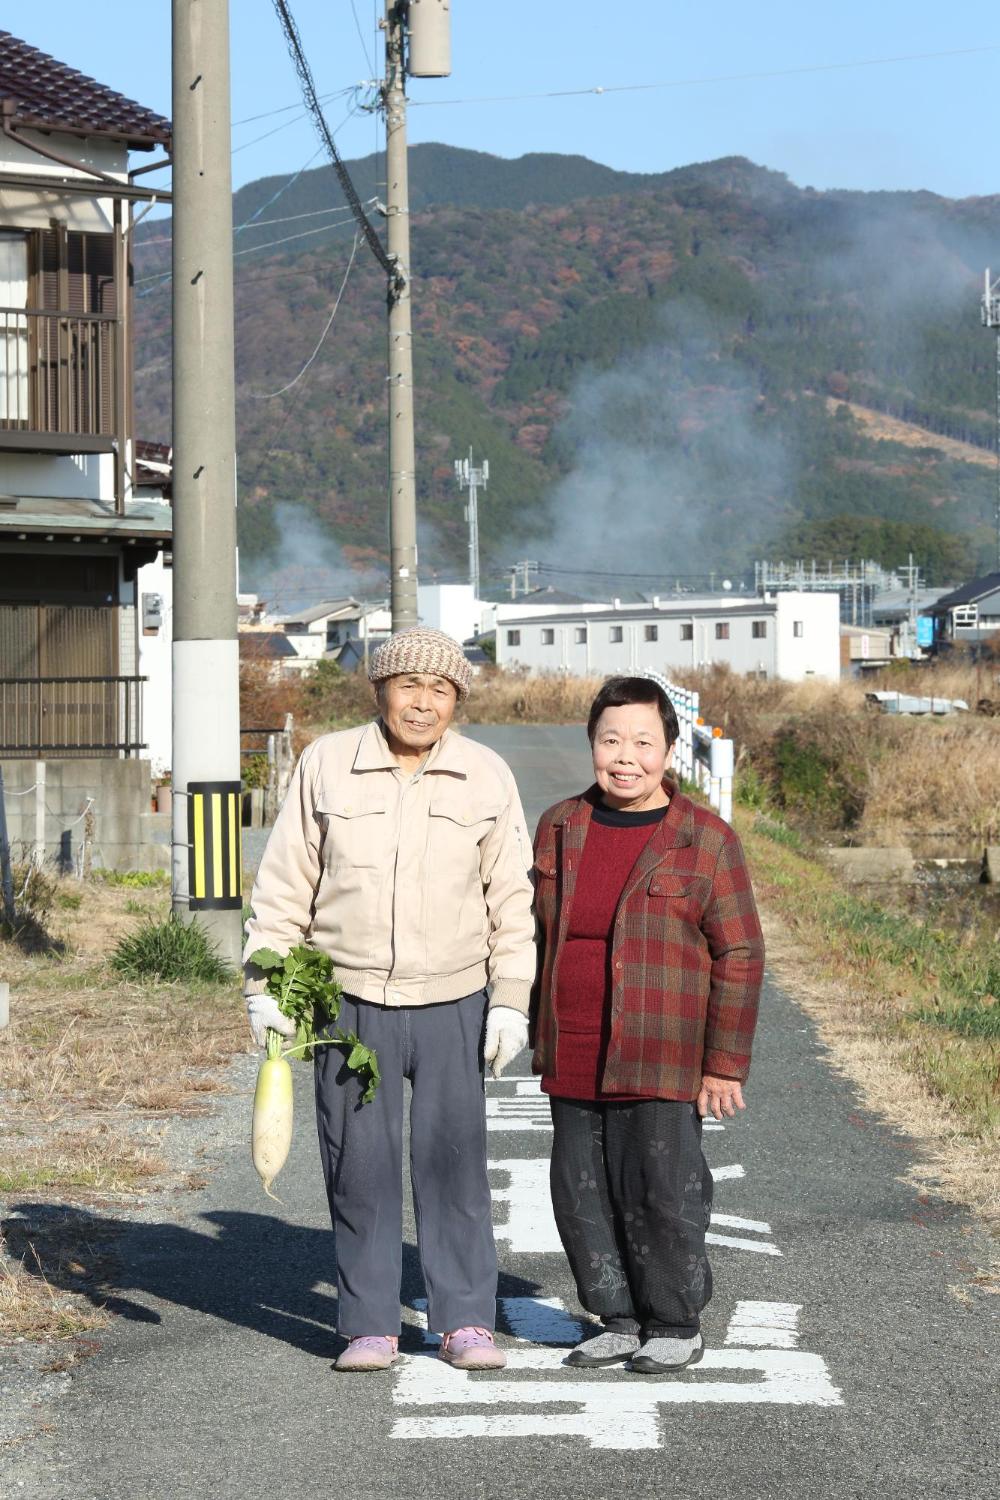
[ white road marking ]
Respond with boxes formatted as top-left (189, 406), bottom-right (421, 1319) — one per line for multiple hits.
top-left (490, 1159), bottom-right (772, 1255)
top-left (390, 1299), bottom-right (842, 1447)
top-left (498, 1296), bottom-right (586, 1345)
top-left (485, 1077), bottom-right (725, 1131)
top-left (725, 1300), bottom-right (801, 1349)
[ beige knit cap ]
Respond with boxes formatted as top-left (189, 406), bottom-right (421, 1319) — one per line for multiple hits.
top-left (368, 626), bottom-right (473, 701)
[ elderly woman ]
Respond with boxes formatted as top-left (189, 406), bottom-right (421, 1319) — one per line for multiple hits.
top-left (531, 675), bottom-right (765, 1374)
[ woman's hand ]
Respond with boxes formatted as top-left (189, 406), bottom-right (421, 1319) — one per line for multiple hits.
top-left (697, 1075), bottom-right (746, 1121)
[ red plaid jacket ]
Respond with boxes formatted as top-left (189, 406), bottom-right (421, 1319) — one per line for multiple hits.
top-left (531, 784), bottom-right (765, 1100)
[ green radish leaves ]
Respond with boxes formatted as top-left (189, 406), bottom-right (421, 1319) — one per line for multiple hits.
top-left (249, 945), bottom-right (380, 1102)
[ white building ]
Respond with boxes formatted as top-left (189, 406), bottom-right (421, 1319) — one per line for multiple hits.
top-left (494, 591), bottom-right (840, 682)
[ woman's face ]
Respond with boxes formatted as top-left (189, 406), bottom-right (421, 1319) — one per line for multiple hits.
top-left (591, 701), bottom-right (674, 811)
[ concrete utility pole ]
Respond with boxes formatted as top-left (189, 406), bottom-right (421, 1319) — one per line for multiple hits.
top-left (455, 448), bottom-right (489, 599)
top-left (384, 2), bottom-right (418, 631)
top-left (171, 0), bottom-right (243, 966)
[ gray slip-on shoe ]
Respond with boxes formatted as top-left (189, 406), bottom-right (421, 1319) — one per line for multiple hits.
top-left (629, 1333), bottom-right (704, 1374)
top-left (564, 1330), bottom-right (641, 1368)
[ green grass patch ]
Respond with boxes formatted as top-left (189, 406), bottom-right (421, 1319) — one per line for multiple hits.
top-left (93, 869), bottom-right (170, 889)
top-left (752, 814), bottom-right (803, 850)
top-left (110, 914), bottom-right (234, 984)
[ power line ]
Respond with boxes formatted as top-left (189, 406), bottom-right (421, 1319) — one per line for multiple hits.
top-left (135, 197), bottom-right (372, 287)
top-left (246, 233), bottom-right (360, 398)
top-left (270, 0), bottom-right (392, 276)
top-left (409, 42), bottom-right (1000, 109)
top-left (135, 198), bottom-right (355, 247)
top-left (349, 0), bottom-right (376, 77)
top-left (232, 87), bottom-right (359, 127)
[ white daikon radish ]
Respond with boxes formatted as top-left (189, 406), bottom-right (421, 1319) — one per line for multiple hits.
top-left (252, 1029), bottom-right (293, 1200)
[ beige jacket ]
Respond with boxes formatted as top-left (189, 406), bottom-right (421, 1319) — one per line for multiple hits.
top-left (242, 719), bottom-right (535, 1013)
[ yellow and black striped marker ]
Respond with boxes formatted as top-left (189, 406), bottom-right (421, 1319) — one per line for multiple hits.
top-left (187, 781), bottom-right (243, 910)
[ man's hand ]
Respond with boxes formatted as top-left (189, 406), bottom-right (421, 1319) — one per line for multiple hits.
top-left (697, 1075), bottom-right (746, 1121)
top-left (246, 993), bottom-right (297, 1049)
top-left (483, 1006), bottom-right (529, 1079)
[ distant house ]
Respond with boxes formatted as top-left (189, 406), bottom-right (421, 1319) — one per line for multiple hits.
top-left (271, 596), bottom-right (391, 668)
top-left (0, 30), bottom-right (172, 762)
top-left (928, 573), bottom-right (1000, 650)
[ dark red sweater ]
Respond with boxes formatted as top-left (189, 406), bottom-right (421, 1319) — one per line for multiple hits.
top-left (542, 801), bottom-right (668, 1102)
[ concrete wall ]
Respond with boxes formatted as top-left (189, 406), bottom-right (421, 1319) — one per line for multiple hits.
top-left (0, 757), bottom-right (169, 874)
top-left (135, 552), bottom-right (173, 776)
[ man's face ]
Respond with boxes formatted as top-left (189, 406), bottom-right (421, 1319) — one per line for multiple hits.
top-left (376, 672), bottom-right (459, 755)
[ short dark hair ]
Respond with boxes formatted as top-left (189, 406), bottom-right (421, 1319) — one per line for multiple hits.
top-left (587, 675), bottom-right (679, 747)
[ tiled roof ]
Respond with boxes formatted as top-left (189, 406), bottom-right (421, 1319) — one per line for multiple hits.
top-left (0, 32), bottom-right (171, 149)
top-left (930, 572), bottom-right (1000, 610)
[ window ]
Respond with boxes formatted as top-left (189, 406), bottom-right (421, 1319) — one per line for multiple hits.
top-left (793, 621), bottom-right (804, 638)
top-left (644, 624), bottom-right (659, 642)
top-left (715, 622), bottom-right (730, 640)
top-left (609, 625), bottom-right (623, 643)
top-left (752, 620), bottom-right (767, 639)
top-left (953, 604), bottom-right (978, 628)
top-left (506, 629), bottom-right (521, 646)
top-left (540, 627), bottom-right (554, 645)
top-left (680, 623), bottom-right (693, 641)
top-left (575, 626), bottom-right (588, 645)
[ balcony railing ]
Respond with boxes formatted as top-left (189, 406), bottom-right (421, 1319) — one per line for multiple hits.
top-left (0, 307), bottom-right (116, 441)
top-left (0, 677), bottom-right (145, 757)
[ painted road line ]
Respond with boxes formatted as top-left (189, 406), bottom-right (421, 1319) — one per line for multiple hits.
top-left (498, 1296), bottom-right (586, 1345)
top-left (490, 1159), bottom-right (774, 1256)
top-left (725, 1300), bottom-right (801, 1348)
top-left (486, 1077), bottom-right (725, 1132)
top-left (390, 1299), bottom-right (842, 1447)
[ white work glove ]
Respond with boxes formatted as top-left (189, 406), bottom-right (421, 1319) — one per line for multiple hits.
top-left (483, 1006), bottom-right (529, 1079)
top-left (246, 993), bottom-right (297, 1049)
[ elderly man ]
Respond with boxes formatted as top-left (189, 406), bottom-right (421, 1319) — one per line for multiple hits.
top-left (243, 627), bottom-right (533, 1372)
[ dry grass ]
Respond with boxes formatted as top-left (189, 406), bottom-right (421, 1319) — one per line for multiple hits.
top-left (1, 879), bottom-right (244, 1339)
top-left (0, 1233), bottom-right (110, 1341)
top-left (738, 809), bottom-right (1000, 1227)
top-left (457, 669), bottom-right (601, 725)
top-left (683, 662), bottom-right (1000, 843)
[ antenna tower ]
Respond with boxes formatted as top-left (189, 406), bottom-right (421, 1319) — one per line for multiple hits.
top-left (982, 269), bottom-right (1000, 570)
top-left (454, 448), bottom-right (488, 599)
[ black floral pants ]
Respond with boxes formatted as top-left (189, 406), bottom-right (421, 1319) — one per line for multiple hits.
top-left (549, 1097), bottom-right (713, 1338)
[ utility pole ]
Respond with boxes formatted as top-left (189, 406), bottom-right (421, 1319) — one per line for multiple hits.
top-left (171, 0), bottom-right (243, 966)
top-left (982, 269), bottom-right (1000, 571)
top-left (383, 1), bottom-right (418, 631)
top-left (454, 448), bottom-right (488, 599)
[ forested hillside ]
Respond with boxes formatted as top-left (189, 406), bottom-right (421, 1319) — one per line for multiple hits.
top-left (132, 146), bottom-right (1000, 590)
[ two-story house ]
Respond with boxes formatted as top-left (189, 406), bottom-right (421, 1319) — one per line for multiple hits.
top-left (0, 32), bottom-right (173, 866)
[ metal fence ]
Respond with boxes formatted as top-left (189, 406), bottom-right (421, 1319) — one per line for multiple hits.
top-left (0, 676), bottom-right (145, 756)
top-left (647, 674), bottom-right (736, 823)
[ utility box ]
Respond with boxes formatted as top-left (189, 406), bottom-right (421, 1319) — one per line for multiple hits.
top-left (142, 592), bottom-right (163, 634)
top-left (407, 0), bottom-right (451, 76)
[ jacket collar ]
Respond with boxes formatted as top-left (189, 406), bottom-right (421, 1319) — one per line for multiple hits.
top-left (553, 779), bottom-right (693, 850)
top-left (352, 719), bottom-right (469, 779)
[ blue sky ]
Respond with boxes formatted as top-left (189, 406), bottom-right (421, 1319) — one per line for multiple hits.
top-left (14, 2), bottom-right (1000, 199)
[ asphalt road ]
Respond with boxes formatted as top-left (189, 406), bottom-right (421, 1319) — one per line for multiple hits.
top-left (7, 726), bottom-right (998, 1499)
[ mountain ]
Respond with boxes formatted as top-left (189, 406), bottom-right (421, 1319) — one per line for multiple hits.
top-left (132, 146), bottom-right (1000, 592)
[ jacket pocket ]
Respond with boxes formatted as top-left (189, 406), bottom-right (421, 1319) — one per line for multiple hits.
top-left (317, 793), bottom-right (387, 870)
top-left (647, 873), bottom-right (692, 898)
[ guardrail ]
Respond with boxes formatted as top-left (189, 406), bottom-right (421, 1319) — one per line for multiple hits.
top-left (646, 673), bottom-right (735, 823)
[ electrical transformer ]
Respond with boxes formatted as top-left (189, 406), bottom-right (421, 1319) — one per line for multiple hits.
top-left (407, 0), bottom-right (451, 77)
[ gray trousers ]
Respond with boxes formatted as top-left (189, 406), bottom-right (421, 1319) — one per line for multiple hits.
top-left (314, 989), bottom-right (497, 1337)
top-left (549, 1097), bottom-right (713, 1338)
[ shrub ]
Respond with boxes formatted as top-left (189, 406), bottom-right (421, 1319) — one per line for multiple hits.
top-left (0, 861), bottom-right (60, 952)
top-left (242, 753), bottom-right (269, 790)
top-left (93, 869), bottom-right (170, 889)
top-left (110, 915), bottom-right (234, 984)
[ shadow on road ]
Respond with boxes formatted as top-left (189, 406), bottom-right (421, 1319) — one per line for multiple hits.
top-left (3, 1203), bottom-right (544, 1359)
